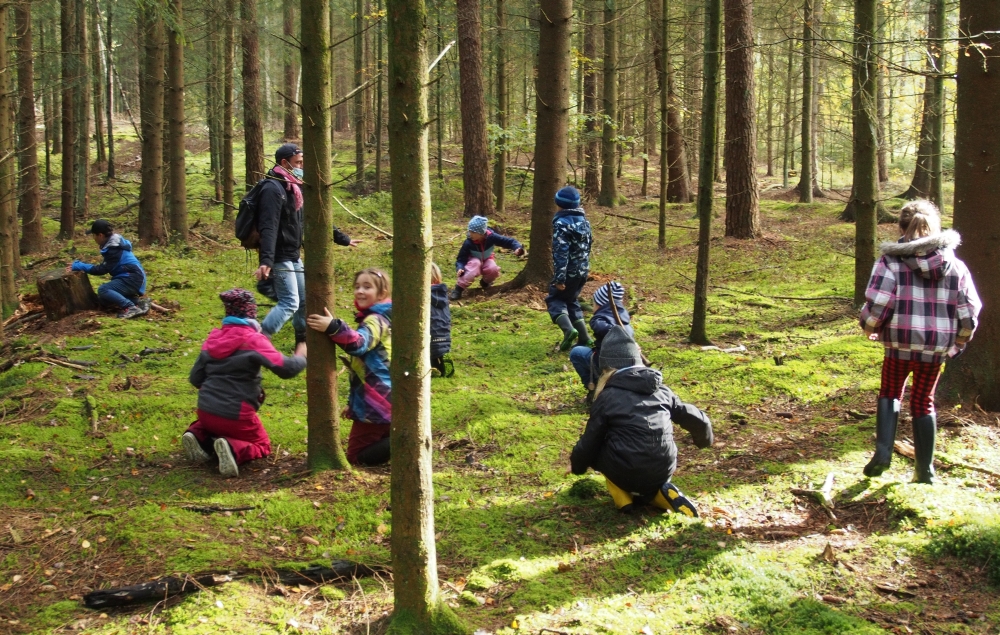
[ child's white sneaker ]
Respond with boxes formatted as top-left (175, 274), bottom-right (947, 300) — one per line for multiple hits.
top-left (214, 438), bottom-right (239, 478)
top-left (181, 432), bottom-right (211, 462)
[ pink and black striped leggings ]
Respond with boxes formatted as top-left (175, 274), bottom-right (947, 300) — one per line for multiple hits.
top-left (878, 356), bottom-right (942, 417)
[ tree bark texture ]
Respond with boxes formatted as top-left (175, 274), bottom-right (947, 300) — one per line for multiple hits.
top-left (938, 0), bottom-right (1000, 407)
top-left (0, 4), bottom-right (15, 315)
top-left (16, 0), bottom-right (42, 254)
top-left (90, 0), bottom-right (105, 168)
top-left (354, 0), bottom-right (364, 187)
top-left (508, 0), bottom-right (573, 289)
top-left (928, 0), bottom-right (945, 210)
top-left (646, 0), bottom-right (690, 203)
top-left (223, 0), bottom-right (236, 218)
top-left (37, 270), bottom-right (99, 320)
top-left (690, 0), bottom-right (721, 346)
top-left (583, 0), bottom-right (599, 199)
top-left (847, 0), bottom-right (879, 307)
top-left (384, 0), bottom-right (463, 629)
top-left (283, 0), bottom-right (301, 140)
top-left (456, 0), bottom-right (493, 218)
top-left (167, 0), bottom-right (187, 243)
top-left (492, 0), bottom-right (507, 212)
top-left (899, 4), bottom-right (938, 200)
top-left (796, 0), bottom-right (813, 202)
top-left (105, 4), bottom-right (115, 181)
top-left (723, 0), bottom-right (759, 239)
top-left (242, 0), bottom-right (265, 188)
top-left (597, 0), bottom-right (618, 207)
top-left (139, 4), bottom-right (165, 244)
top-left (59, 0), bottom-right (77, 239)
top-left (657, 0), bottom-right (668, 249)
top-left (73, 0), bottom-right (89, 223)
top-left (301, 0), bottom-right (349, 471)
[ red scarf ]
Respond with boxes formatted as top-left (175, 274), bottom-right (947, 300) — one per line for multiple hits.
top-left (272, 165), bottom-right (304, 211)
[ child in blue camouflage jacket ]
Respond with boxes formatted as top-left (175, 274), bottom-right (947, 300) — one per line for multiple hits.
top-left (545, 186), bottom-right (594, 351)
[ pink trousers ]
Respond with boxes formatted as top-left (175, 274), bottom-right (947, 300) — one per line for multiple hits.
top-left (457, 257), bottom-right (500, 289)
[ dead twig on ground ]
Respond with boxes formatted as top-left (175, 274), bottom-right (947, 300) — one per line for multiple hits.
top-left (894, 440), bottom-right (1000, 478)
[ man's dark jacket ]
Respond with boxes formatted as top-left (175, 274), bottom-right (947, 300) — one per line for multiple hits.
top-left (570, 367), bottom-right (713, 495)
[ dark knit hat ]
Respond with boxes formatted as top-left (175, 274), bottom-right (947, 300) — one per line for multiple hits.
top-left (554, 186), bottom-right (581, 209)
top-left (599, 326), bottom-right (643, 371)
top-left (220, 288), bottom-right (257, 320)
top-left (275, 143), bottom-right (302, 164)
top-left (593, 281), bottom-right (625, 307)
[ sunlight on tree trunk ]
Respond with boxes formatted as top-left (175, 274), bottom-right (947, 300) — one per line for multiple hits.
top-left (723, 0), bottom-right (760, 239)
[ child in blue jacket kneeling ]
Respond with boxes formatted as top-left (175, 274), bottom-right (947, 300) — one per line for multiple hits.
top-left (67, 219), bottom-right (148, 319)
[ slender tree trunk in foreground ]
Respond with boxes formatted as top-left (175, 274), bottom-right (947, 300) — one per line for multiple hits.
top-left (59, 0), bottom-right (77, 239)
top-left (0, 4), bottom-right (16, 316)
top-left (597, 0), bottom-right (618, 207)
top-left (507, 0), bottom-right (573, 289)
top-left (223, 0), bottom-right (235, 218)
top-left (456, 0), bottom-right (493, 217)
top-left (898, 4), bottom-right (937, 200)
top-left (354, 0), bottom-right (364, 187)
top-left (16, 0), bottom-right (42, 254)
top-left (690, 0), bottom-right (721, 346)
top-left (583, 0), bottom-right (599, 199)
top-left (167, 0), bottom-right (187, 243)
top-left (928, 0), bottom-right (945, 210)
top-left (723, 0), bottom-right (759, 239)
top-left (90, 1), bottom-right (105, 169)
top-left (384, 0), bottom-right (465, 627)
top-left (657, 0), bottom-right (668, 248)
top-left (938, 0), bottom-right (1000, 407)
top-left (283, 0), bottom-right (301, 140)
top-left (242, 0), bottom-right (265, 188)
top-left (139, 3), bottom-right (166, 244)
top-left (301, 0), bottom-right (349, 471)
top-left (796, 0), bottom-right (813, 202)
top-left (105, 4), bottom-right (115, 181)
top-left (492, 0), bottom-right (507, 212)
top-left (845, 0), bottom-right (879, 307)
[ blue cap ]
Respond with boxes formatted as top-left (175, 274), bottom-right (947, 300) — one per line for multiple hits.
top-left (554, 186), bottom-right (581, 209)
top-left (468, 215), bottom-right (488, 234)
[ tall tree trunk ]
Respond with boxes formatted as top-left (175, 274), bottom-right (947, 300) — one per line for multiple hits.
top-left (492, 0), bottom-right (507, 211)
top-left (938, 0), bottom-right (1000, 407)
top-left (690, 0), bottom-right (721, 345)
top-left (796, 0), bottom-right (813, 202)
top-left (301, 0), bottom-right (349, 471)
top-left (597, 0), bottom-right (618, 207)
top-left (765, 41), bottom-right (774, 177)
top-left (354, 0), bottom-right (364, 187)
top-left (385, 0), bottom-right (463, 626)
top-left (876, 42), bottom-right (887, 184)
top-left (683, 0), bottom-right (702, 179)
top-left (582, 0), bottom-right (599, 198)
top-left (435, 4), bottom-right (443, 181)
top-left (456, 0), bottom-right (493, 217)
top-left (242, 0), bottom-right (264, 188)
top-left (507, 0), bottom-right (572, 288)
top-left (843, 0), bottom-right (879, 307)
top-left (374, 0), bottom-right (383, 192)
top-left (657, 0), bottom-right (668, 249)
top-left (898, 3), bottom-right (937, 200)
top-left (928, 0), bottom-right (945, 210)
top-left (0, 3), bottom-right (16, 315)
top-left (781, 33), bottom-right (794, 188)
top-left (207, 4), bottom-right (221, 200)
top-left (105, 3), bottom-right (116, 181)
top-left (723, 0), bottom-right (759, 238)
top-left (74, 0), bottom-right (89, 223)
top-left (90, 1), bottom-right (105, 169)
top-left (647, 0), bottom-right (690, 203)
top-left (222, 0), bottom-right (235, 218)
top-left (167, 0), bottom-right (187, 243)
top-left (139, 3), bottom-right (165, 244)
top-left (58, 0), bottom-right (77, 239)
top-left (16, 0), bottom-right (42, 254)
top-left (283, 0), bottom-right (301, 140)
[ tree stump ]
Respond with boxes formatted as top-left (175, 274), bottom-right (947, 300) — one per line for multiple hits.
top-left (36, 269), bottom-right (99, 320)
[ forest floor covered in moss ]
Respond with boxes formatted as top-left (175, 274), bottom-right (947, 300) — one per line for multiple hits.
top-left (1, 136), bottom-right (999, 634)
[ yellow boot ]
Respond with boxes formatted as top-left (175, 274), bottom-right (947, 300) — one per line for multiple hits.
top-left (652, 482), bottom-right (698, 517)
top-left (605, 477), bottom-right (635, 513)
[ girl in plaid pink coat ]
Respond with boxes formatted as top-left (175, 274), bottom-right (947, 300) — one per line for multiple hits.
top-left (859, 200), bottom-right (981, 484)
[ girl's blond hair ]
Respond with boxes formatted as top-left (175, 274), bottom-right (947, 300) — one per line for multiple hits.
top-left (899, 199), bottom-right (942, 242)
top-left (355, 267), bottom-right (391, 300)
top-left (430, 262), bottom-right (442, 284)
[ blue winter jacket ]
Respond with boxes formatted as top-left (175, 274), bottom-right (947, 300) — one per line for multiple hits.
top-left (552, 208), bottom-right (592, 284)
top-left (455, 229), bottom-right (522, 272)
top-left (430, 283), bottom-right (452, 358)
top-left (71, 234), bottom-right (147, 294)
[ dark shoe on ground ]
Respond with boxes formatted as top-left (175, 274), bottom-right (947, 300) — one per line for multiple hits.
top-left (449, 286), bottom-right (464, 301)
top-left (863, 397), bottom-right (899, 477)
top-left (117, 304), bottom-right (145, 319)
top-left (480, 279), bottom-right (493, 289)
top-left (660, 482), bottom-right (698, 517)
top-left (214, 438), bottom-right (239, 477)
top-left (182, 432), bottom-right (211, 463)
top-left (911, 413), bottom-right (937, 484)
top-left (137, 297), bottom-right (152, 313)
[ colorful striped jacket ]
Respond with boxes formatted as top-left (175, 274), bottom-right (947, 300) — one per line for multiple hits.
top-left (860, 230), bottom-right (981, 363)
top-left (326, 301), bottom-right (392, 425)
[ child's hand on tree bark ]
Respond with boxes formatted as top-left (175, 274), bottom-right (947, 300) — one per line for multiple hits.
top-left (306, 308), bottom-right (340, 333)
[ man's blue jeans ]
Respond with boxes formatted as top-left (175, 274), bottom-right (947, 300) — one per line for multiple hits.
top-left (569, 345), bottom-right (594, 387)
top-left (261, 259), bottom-right (306, 342)
top-left (98, 278), bottom-right (140, 309)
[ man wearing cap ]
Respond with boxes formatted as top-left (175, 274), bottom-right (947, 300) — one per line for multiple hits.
top-left (254, 143), bottom-right (360, 355)
top-left (67, 219), bottom-right (148, 319)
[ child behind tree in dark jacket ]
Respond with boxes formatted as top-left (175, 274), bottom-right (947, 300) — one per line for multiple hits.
top-left (546, 186), bottom-right (594, 351)
top-left (571, 327), bottom-right (714, 516)
top-left (68, 219), bottom-right (148, 319)
top-left (449, 215), bottom-right (524, 300)
top-left (569, 281), bottom-right (632, 391)
top-left (430, 263), bottom-right (454, 377)
top-left (182, 289), bottom-right (306, 478)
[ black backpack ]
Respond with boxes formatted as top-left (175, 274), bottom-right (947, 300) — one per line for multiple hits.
top-left (235, 177), bottom-right (285, 250)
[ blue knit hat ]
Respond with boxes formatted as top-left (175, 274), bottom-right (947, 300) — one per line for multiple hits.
top-left (554, 186), bottom-right (581, 209)
top-left (468, 215), bottom-right (488, 234)
top-left (593, 282), bottom-right (625, 307)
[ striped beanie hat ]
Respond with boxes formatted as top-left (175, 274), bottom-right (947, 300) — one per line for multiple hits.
top-left (219, 288), bottom-right (257, 320)
top-left (593, 282), bottom-right (625, 307)
top-left (554, 186), bottom-right (581, 209)
top-left (468, 215), bottom-right (488, 234)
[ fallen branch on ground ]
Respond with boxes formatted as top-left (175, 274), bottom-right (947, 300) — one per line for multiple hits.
top-left (332, 196), bottom-right (393, 238)
top-left (791, 472), bottom-right (837, 520)
top-left (893, 440), bottom-right (1000, 478)
top-left (180, 505), bottom-right (257, 514)
top-left (37, 357), bottom-right (92, 371)
top-left (602, 211), bottom-right (696, 229)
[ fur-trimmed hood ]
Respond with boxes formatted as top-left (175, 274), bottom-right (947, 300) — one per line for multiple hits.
top-left (879, 229), bottom-right (961, 281)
